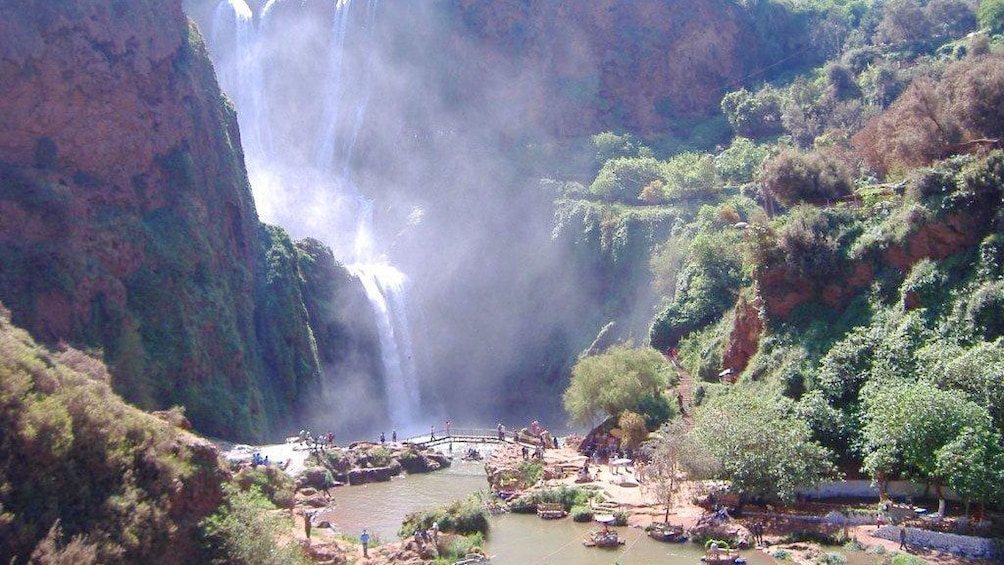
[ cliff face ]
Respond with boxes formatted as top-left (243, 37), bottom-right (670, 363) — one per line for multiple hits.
top-left (0, 0), bottom-right (365, 440)
top-left (455, 0), bottom-right (812, 135)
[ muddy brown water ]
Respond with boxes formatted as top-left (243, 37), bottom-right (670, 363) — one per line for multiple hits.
top-left (324, 457), bottom-right (781, 565)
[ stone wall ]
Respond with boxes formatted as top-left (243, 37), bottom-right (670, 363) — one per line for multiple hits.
top-left (799, 480), bottom-right (961, 503)
top-left (871, 525), bottom-right (999, 560)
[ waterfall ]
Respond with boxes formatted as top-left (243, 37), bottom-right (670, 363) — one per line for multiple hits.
top-left (205, 0), bottom-right (423, 431)
top-left (210, 0), bottom-right (270, 160)
top-left (351, 263), bottom-right (420, 429)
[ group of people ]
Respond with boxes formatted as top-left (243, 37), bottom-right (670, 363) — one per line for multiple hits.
top-left (412, 521), bottom-right (439, 546)
top-left (298, 429), bottom-right (337, 450)
top-left (250, 452), bottom-right (269, 467)
top-left (379, 430), bottom-right (397, 444)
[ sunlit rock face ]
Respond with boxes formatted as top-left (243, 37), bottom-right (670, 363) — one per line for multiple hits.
top-left (0, 0), bottom-right (378, 441)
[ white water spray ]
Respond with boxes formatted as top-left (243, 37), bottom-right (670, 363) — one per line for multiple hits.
top-left (206, 0), bottom-right (422, 431)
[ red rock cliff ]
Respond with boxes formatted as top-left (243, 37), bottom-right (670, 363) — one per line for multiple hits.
top-left (0, 0), bottom-right (327, 440)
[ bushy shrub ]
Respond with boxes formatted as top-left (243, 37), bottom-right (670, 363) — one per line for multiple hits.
top-left (965, 280), bottom-right (1004, 339)
top-left (200, 484), bottom-right (306, 564)
top-left (399, 495), bottom-right (489, 538)
top-left (612, 511), bottom-right (629, 526)
top-left (234, 465), bottom-right (295, 509)
top-left (571, 505), bottom-right (594, 522)
top-left (761, 149), bottom-right (853, 207)
top-left (589, 156), bottom-right (667, 203)
top-left (816, 551), bottom-right (848, 565)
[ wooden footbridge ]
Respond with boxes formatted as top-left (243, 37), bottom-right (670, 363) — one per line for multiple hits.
top-left (402, 428), bottom-right (523, 448)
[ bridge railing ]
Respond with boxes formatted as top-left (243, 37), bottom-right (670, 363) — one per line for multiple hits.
top-left (403, 428), bottom-right (507, 444)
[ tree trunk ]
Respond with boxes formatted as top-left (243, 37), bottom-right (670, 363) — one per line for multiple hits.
top-left (935, 481), bottom-right (946, 517)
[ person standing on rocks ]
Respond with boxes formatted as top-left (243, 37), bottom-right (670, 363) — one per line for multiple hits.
top-left (392, 429), bottom-right (397, 442)
top-left (304, 510), bottom-right (312, 540)
top-left (899, 522), bottom-right (907, 550)
top-left (360, 528), bottom-right (371, 557)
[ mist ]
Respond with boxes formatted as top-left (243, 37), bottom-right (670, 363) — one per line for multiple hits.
top-left (186, 0), bottom-right (605, 436)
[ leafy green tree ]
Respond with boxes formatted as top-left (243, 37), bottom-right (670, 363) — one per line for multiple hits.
top-left (714, 137), bottom-right (775, 185)
top-left (589, 156), bottom-right (667, 203)
top-left (591, 131), bottom-right (638, 164)
top-left (563, 344), bottom-right (668, 426)
top-left (935, 425), bottom-right (1004, 515)
top-left (978, 0), bottom-right (1004, 34)
top-left (650, 230), bottom-right (745, 351)
top-left (688, 390), bottom-right (836, 502)
top-left (934, 339), bottom-right (1004, 428)
top-left (663, 152), bottom-right (719, 199)
top-left (721, 87), bottom-right (785, 139)
top-left (860, 380), bottom-right (992, 514)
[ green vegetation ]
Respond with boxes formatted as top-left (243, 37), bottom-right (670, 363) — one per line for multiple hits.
top-left (556, 0), bottom-right (1004, 513)
top-left (0, 305), bottom-right (227, 563)
top-left (399, 494), bottom-right (490, 538)
top-left (200, 484), bottom-right (307, 564)
top-left (562, 343), bottom-right (672, 427)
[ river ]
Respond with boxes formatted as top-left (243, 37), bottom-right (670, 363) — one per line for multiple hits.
top-left (326, 457), bottom-right (779, 565)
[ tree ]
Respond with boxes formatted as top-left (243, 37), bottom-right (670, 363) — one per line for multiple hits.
top-left (592, 131), bottom-right (638, 164)
top-left (641, 420), bottom-right (699, 522)
top-left (760, 149), bottom-right (853, 206)
top-left (688, 390), bottom-right (836, 502)
top-left (978, 0), bottom-right (1004, 34)
top-left (935, 425), bottom-right (1004, 516)
top-left (563, 344), bottom-right (669, 427)
top-left (860, 380), bottom-right (992, 514)
top-left (721, 87), bottom-right (785, 139)
top-left (589, 156), bottom-right (667, 203)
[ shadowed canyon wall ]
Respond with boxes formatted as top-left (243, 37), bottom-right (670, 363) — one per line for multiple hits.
top-left (0, 0), bottom-right (380, 440)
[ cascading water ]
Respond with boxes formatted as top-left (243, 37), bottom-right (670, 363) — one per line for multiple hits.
top-left (206, 0), bottom-right (423, 432)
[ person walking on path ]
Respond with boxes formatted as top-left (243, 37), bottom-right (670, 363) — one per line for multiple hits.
top-left (898, 523), bottom-right (908, 550)
top-left (304, 511), bottom-right (312, 540)
top-left (360, 528), bottom-right (371, 557)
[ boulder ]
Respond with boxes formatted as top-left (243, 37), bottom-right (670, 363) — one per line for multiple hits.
top-left (347, 466), bottom-right (396, 485)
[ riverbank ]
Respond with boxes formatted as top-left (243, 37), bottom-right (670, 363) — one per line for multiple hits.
top-left (484, 442), bottom-right (995, 565)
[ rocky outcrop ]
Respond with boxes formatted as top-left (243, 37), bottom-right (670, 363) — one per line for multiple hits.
top-left (722, 293), bottom-right (764, 375)
top-left (299, 442), bottom-right (452, 488)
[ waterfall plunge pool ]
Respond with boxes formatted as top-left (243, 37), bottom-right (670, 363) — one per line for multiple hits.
top-left (325, 458), bottom-right (779, 565)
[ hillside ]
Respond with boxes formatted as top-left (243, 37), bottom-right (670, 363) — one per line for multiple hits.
top-left (552, 0), bottom-right (1004, 514)
top-left (0, 304), bottom-right (228, 563)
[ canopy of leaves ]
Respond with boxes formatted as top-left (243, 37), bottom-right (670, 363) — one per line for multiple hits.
top-left (562, 343), bottom-right (669, 426)
top-left (650, 229), bottom-right (745, 351)
top-left (860, 380), bottom-right (991, 485)
top-left (688, 390), bottom-right (836, 502)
